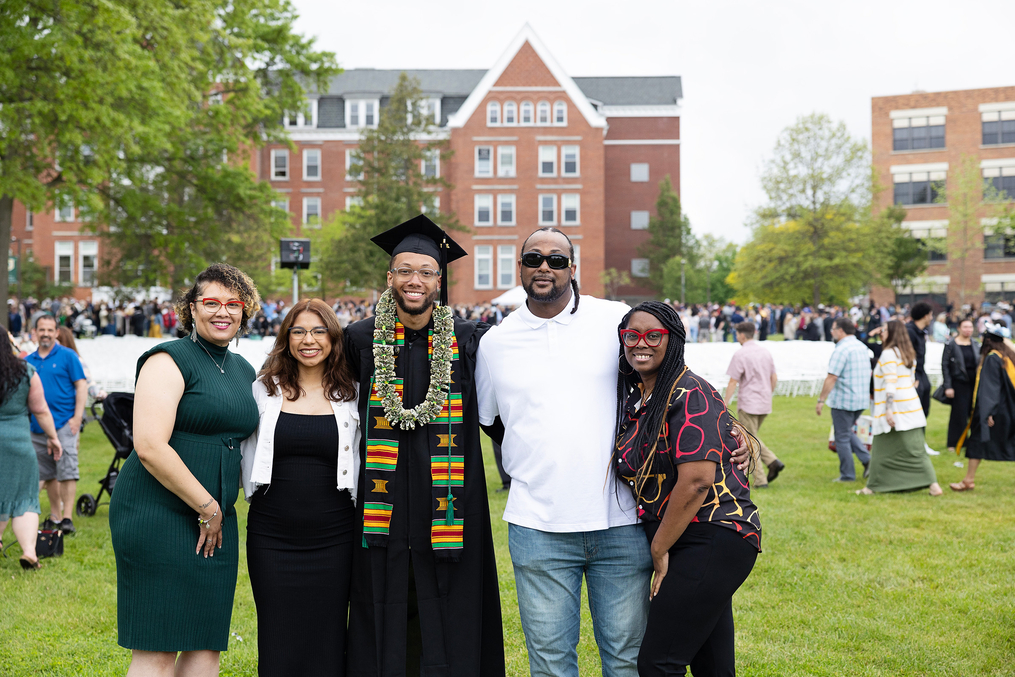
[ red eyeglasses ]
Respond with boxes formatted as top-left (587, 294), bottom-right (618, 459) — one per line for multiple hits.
top-left (620, 328), bottom-right (669, 347)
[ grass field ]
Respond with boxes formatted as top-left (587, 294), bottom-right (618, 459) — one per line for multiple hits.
top-left (2, 396), bottom-right (1014, 676)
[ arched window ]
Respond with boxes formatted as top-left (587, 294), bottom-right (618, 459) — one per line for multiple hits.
top-left (554, 102), bottom-right (567, 125)
top-left (537, 101), bottom-right (550, 125)
top-left (521, 101), bottom-right (534, 125)
top-left (503, 101), bottom-right (517, 125)
top-left (487, 101), bottom-right (500, 126)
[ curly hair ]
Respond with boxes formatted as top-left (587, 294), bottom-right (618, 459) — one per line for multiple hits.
top-left (175, 263), bottom-right (261, 336)
top-left (259, 298), bottom-right (357, 403)
top-left (0, 334), bottom-right (28, 406)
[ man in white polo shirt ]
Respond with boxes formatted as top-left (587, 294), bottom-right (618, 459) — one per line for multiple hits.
top-left (476, 227), bottom-right (648, 677)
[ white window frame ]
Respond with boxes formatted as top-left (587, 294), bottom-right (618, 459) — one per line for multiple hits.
top-left (503, 101), bottom-right (517, 125)
top-left (423, 196), bottom-right (441, 216)
top-left (554, 101), bottom-right (567, 125)
top-left (346, 149), bottom-right (363, 181)
top-left (538, 146), bottom-right (557, 177)
top-left (562, 194), bottom-right (580, 225)
top-left (346, 99), bottom-right (379, 129)
top-left (345, 196), bottom-right (363, 210)
top-left (424, 98), bottom-right (442, 126)
top-left (497, 145), bottom-right (516, 178)
top-left (474, 194), bottom-right (493, 226)
top-left (26, 209), bottom-right (33, 231)
top-left (630, 210), bottom-right (650, 230)
top-left (538, 194), bottom-right (557, 226)
top-left (497, 245), bottom-right (516, 289)
top-left (475, 146), bottom-right (493, 177)
top-left (79, 240), bottom-right (98, 287)
top-left (422, 149), bottom-right (440, 178)
top-left (631, 258), bottom-right (650, 278)
top-left (271, 199), bottom-right (290, 213)
top-left (497, 194), bottom-right (516, 226)
top-left (537, 101), bottom-right (550, 125)
top-left (284, 99), bottom-right (318, 128)
top-left (55, 241), bottom-right (74, 285)
top-left (271, 149), bottom-right (289, 181)
top-left (487, 101), bottom-right (501, 126)
top-left (303, 197), bottom-right (322, 227)
top-left (521, 101), bottom-right (534, 125)
top-left (561, 145), bottom-right (580, 177)
top-left (630, 163), bottom-right (650, 182)
top-left (54, 200), bottom-right (75, 223)
top-left (303, 148), bottom-right (321, 181)
top-left (474, 245), bottom-right (493, 290)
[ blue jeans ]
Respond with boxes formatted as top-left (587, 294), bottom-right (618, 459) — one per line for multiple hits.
top-left (509, 523), bottom-right (652, 677)
top-left (831, 408), bottom-right (871, 480)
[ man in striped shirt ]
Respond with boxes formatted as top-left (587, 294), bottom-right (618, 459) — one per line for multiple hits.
top-left (816, 318), bottom-right (873, 482)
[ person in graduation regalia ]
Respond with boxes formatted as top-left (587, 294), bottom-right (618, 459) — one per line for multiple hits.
top-left (344, 215), bottom-right (505, 677)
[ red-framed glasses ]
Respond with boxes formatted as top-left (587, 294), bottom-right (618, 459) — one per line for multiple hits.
top-left (620, 328), bottom-right (669, 348)
top-left (197, 297), bottom-right (245, 314)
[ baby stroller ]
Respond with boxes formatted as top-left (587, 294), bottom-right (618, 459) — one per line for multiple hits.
top-left (77, 392), bottom-right (134, 517)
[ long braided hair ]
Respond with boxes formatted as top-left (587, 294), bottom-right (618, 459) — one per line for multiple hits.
top-left (520, 227), bottom-right (580, 315)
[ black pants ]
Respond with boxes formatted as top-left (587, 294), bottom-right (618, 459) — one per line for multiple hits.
top-left (916, 372), bottom-right (931, 417)
top-left (947, 380), bottom-right (975, 448)
top-left (638, 523), bottom-right (758, 677)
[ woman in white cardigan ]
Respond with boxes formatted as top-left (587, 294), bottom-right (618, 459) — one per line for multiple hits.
top-left (240, 298), bottom-right (360, 676)
top-left (858, 319), bottom-right (942, 496)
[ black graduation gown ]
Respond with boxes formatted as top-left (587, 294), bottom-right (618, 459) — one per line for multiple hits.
top-left (966, 352), bottom-right (1015, 462)
top-left (344, 315), bottom-right (505, 677)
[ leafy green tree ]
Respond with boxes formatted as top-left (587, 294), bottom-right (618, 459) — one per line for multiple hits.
top-left (600, 268), bottom-right (631, 300)
top-left (319, 74), bottom-right (459, 293)
top-left (666, 235), bottom-right (737, 305)
top-left (637, 175), bottom-right (696, 295)
top-left (874, 203), bottom-right (928, 296)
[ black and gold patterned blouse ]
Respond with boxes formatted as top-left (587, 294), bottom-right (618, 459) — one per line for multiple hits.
top-left (615, 368), bottom-right (762, 551)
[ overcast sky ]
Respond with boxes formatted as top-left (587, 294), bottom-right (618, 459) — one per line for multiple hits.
top-left (290, 0), bottom-right (1015, 244)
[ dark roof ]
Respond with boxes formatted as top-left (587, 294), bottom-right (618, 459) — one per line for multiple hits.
top-left (573, 76), bottom-right (682, 106)
top-left (322, 70), bottom-right (682, 106)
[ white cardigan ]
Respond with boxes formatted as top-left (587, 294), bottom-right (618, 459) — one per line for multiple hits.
top-left (872, 346), bottom-right (927, 435)
top-left (240, 378), bottom-right (361, 504)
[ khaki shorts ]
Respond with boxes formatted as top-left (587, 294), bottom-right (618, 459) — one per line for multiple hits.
top-left (34, 424), bottom-right (80, 482)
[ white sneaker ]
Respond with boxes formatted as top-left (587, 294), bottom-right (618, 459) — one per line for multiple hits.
top-left (925, 443), bottom-right (941, 456)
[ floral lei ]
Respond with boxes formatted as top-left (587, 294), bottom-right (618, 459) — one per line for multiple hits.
top-left (372, 288), bottom-right (455, 430)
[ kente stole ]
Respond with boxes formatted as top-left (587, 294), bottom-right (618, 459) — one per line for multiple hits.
top-left (363, 322), bottom-right (466, 561)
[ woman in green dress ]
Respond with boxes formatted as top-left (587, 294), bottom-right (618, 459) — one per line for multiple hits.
top-left (109, 264), bottom-right (260, 676)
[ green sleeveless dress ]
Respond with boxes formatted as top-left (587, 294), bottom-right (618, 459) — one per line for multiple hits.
top-left (109, 336), bottom-right (258, 652)
top-left (0, 363), bottom-right (40, 521)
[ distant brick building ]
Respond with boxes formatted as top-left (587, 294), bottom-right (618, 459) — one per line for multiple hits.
top-left (11, 26), bottom-right (682, 305)
top-left (872, 85), bottom-right (1015, 309)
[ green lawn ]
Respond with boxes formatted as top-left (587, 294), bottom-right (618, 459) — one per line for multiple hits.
top-left (2, 397), bottom-right (1014, 676)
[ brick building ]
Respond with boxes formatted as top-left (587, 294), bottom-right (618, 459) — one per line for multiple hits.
top-left (11, 26), bottom-right (682, 305)
top-left (872, 85), bottom-right (1015, 309)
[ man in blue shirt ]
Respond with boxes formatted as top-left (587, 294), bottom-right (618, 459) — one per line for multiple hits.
top-left (26, 315), bottom-right (87, 533)
top-left (815, 317), bottom-right (872, 482)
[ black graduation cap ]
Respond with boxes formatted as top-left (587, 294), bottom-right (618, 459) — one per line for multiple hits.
top-left (370, 214), bottom-right (467, 306)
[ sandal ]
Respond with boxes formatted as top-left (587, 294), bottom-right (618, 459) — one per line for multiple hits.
top-left (949, 480), bottom-right (975, 492)
top-left (855, 487), bottom-right (875, 495)
top-left (19, 557), bottom-right (41, 570)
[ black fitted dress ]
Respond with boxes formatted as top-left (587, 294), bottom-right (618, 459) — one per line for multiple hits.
top-left (247, 412), bottom-right (356, 677)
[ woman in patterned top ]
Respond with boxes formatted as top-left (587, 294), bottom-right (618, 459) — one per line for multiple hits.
top-left (614, 301), bottom-right (761, 677)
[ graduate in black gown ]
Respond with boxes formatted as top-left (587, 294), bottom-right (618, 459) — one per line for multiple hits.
top-left (344, 215), bottom-right (505, 677)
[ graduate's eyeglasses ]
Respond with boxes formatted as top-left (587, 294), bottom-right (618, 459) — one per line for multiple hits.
top-left (520, 252), bottom-right (571, 269)
top-left (391, 267), bottom-right (439, 281)
top-left (620, 328), bottom-right (669, 347)
top-left (197, 298), bottom-right (245, 314)
top-left (288, 327), bottom-right (328, 339)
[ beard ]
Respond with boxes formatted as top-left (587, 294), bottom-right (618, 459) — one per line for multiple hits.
top-left (523, 273), bottom-right (571, 304)
top-left (392, 284), bottom-right (440, 316)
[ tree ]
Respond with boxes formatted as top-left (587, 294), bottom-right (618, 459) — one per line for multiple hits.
top-left (876, 204), bottom-right (928, 296)
top-left (637, 175), bottom-right (696, 295)
top-left (730, 113), bottom-right (875, 306)
top-left (319, 74), bottom-right (459, 294)
top-left (600, 268), bottom-right (631, 301)
top-left (665, 235), bottom-right (737, 305)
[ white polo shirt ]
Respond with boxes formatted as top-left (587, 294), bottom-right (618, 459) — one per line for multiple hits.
top-left (476, 294), bottom-right (638, 532)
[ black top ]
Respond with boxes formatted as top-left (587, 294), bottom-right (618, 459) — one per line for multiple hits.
top-left (960, 344), bottom-right (977, 379)
top-left (906, 321), bottom-right (927, 377)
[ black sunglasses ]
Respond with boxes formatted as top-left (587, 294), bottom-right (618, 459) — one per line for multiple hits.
top-left (521, 252), bottom-right (572, 270)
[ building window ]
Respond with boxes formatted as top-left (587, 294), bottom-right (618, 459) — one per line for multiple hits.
top-left (539, 194), bottom-right (557, 225)
top-left (271, 199), bottom-right (290, 213)
top-left (303, 149), bottom-right (321, 181)
top-left (54, 199), bottom-right (75, 222)
top-left (498, 146), bottom-right (515, 178)
top-left (346, 100), bottom-right (378, 128)
top-left (537, 101), bottom-right (550, 125)
top-left (538, 146), bottom-right (556, 177)
top-left (554, 102), bottom-right (567, 125)
top-left (55, 242), bottom-right (73, 285)
top-left (561, 145), bottom-right (579, 177)
top-left (475, 246), bottom-right (493, 290)
top-left (562, 194), bottom-right (580, 225)
top-left (422, 150), bottom-right (439, 178)
top-left (631, 258), bottom-right (650, 278)
top-left (915, 239), bottom-right (947, 262)
top-left (893, 171), bottom-right (945, 205)
top-left (892, 115), bottom-right (945, 151)
top-left (271, 149), bottom-right (289, 180)
top-left (631, 211), bottom-right (650, 230)
top-left (521, 101), bottom-right (533, 125)
top-left (424, 98), bottom-right (441, 125)
top-left (630, 163), bottom-right (649, 182)
top-left (487, 102), bottom-right (500, 126)
top-left (983, 167), bottom-right (1015, 199)
top-left (497, 194), bottom-right (516, 225)
top-left (423, 196), bottom-right (440, 216)
top-left (985, 232), bottom-right (1015, 259)
top-left (284, 100), bottom-right (317, 128)
top-left (79, 241), bottom-right (98, 287)
top-left (475, 146), bottom-right (492, 177)
top-left (26, 210), bottom-right (33, 231)
top-left (474, 194), bottom-right (493, 226)
top-left (345, 196), bottom-right (363, 210)
top-left (982, 110), bottom-right (1015, 146)
top-left (497, 245), bottom-right (516, 289)
top-left (503, 102), bottom-right (517, 125)
top-left (346, 149), bottom-right (363, 181)
top-left (303, 197), bottom-right (322, 227)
